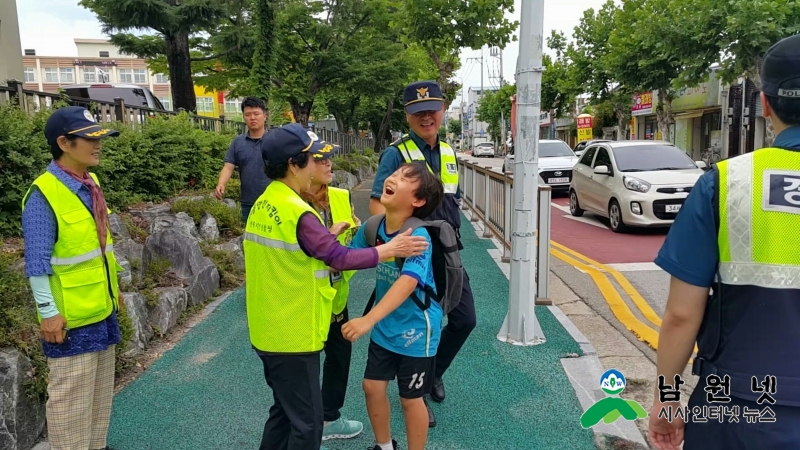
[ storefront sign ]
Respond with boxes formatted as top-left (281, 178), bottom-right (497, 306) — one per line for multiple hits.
top-left (632, 92), bottom-right (653, 116)
top-left (671, 71), bottom-right (720, 112)
top-left (577, 114), bottom-right (593, 142)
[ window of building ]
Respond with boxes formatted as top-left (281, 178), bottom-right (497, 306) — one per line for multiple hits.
top-left (224, 98), bottom-right (242, 115)
top-left (197, 97), bottom-right (214, 113)
top-left (24, 49), bottom-right (36, 56)
top-left (118, 69), bottom-right (133, 83)
top-left (155, 73), bottom-right (169, 84)
top-left (24, 68), bottom-right (36, 82)
top-left (99, 51), bottom-right (110, 58)
top-left (133, 69), bottom-right (147, 84)
top-left (158, 97), bottom-right (171, 111)
top-left (44, 68), bottom-right (59, 83)
top-left (59, 68), bottom-right (74, 83)
top-left (83, 69), bottom-right (96, 83)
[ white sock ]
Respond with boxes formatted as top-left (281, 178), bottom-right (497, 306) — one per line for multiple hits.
top-left (378, 440), bottom-right (394, 450)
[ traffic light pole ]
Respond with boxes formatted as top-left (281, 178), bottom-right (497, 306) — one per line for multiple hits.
top-left (497, 0), bottom-right (546, 346)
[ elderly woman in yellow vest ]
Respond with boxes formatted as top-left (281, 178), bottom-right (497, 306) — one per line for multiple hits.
top-left (245, 123), bottom-right (428, 450)
top-left (21, 106), bottom-right (123, 450)
top-left (300, 141), bottom-right (364, 442)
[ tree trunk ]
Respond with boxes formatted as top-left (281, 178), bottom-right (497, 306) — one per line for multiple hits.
top-left (656, 89), bottom-right (674, 142)
top-left (251, 0), bottom-right (277, 117)
top-left (377, 98), bottom-right (394, 150)
top-left (290, 101), bottom-right (312, 126)
top-left (165, 32), bottom-right (196, 113)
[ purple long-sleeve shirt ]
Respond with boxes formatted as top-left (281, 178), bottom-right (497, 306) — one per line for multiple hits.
top-left (295, 213), bottom-right (378, 270)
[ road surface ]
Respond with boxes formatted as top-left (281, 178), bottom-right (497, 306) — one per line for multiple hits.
top-left (459, 153), bottom-right (672, 363)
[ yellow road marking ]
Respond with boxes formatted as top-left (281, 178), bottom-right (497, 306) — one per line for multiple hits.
top-left (550, 248), bottom-right (661, 350)
top-left (549, 241), bottom-right (699, 357)
top-left (550, 241), bottom-right (663, 329)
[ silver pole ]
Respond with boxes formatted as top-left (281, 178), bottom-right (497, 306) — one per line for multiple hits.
top-left (497, 0), bottom-right (546, 346)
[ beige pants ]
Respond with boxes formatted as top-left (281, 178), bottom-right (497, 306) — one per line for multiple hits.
top-left (46, 346), bottom-right (116, 450)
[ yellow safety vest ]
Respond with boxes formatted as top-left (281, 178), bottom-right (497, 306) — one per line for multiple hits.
top-left (243, 180), bottom-right (336, 353)
top-left (395, 135), bottom-right (459, 194)
top-left (327, 186), bottom-right (357, 315)
top-left (21, 171), bottom-right (120, 329)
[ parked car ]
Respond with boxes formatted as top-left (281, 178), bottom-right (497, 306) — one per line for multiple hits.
top-left (502, 139), bottom-right (579, 192)
top-left (568, 140), bottom-right (707, 233)
top-left (61, 84), bottom-right (166, 110)
top-left (573, 139), bottom-right (611, 158)
top-left (473, 142), bottom-right (496, 157)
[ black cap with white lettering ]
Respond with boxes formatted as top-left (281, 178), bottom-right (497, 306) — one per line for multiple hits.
top-left (761, 34), bottom-right (800, 99)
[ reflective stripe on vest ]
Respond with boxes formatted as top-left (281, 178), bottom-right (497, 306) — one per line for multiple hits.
top-left (243, 180), bottom-right (336, 353)
top-left (396, 136), bottom-right (459, 194)
top-left (328, 186), bottom-right (357, 315)
top-left (21, 171), bottom-right (119, 329)
top-left (703, 148), bottom-right (800, 405)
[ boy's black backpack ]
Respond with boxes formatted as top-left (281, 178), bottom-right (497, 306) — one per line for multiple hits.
top-left (361, 214), bottom-right (464, 315)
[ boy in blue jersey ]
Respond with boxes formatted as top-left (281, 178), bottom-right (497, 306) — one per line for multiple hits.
top-left (342, 162), bottom-right (445, 450)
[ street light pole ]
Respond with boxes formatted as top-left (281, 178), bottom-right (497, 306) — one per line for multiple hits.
top-left (497, 0), bottom-right (546, 346)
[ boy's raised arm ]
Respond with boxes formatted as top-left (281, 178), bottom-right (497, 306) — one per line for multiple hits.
top-left (341, 275), bottom-right (418, 342)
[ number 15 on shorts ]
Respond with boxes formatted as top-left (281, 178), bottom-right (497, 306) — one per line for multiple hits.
top-left (409, 372), bottom-right (425, 390)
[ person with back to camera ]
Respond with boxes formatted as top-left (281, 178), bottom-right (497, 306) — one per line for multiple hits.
top-left (243, 123), bottom-right (429, 450)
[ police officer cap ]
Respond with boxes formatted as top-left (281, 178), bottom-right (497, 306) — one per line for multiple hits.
top-left (44, 106), bottom-right (120, 147)
top-left (761, 34), bottom-right (800, 100)
top-left (403, 81), bottom-right (444, 114)
top-left (261, 123), bottom-right (334, 165)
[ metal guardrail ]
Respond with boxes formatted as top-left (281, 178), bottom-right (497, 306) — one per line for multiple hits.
top-left (0, 80), bottom-right (376, 155)
top-left (456, 156), bottom-right (552, 301)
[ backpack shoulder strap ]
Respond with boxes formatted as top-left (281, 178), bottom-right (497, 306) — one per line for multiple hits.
top-left (394, 216), bottom-right (427, 271)
top-left (364, 214), bottom-right (385, 247)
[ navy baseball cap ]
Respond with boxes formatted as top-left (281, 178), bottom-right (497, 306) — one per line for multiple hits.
top-left (44, 106), bottom-right (119, 146)
top-left (403, 81), bottom-right (444, 114)
top-left (312, 141), bottom-right (340, 160)
top-left (261, 123), bottom-right (330, 165)
top-left (761, 34), bottom-right (800, 99)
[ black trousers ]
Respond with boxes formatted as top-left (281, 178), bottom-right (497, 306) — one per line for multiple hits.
top-left (429, 269), bottom-right (477, 384)
top-left (321, 306), bottom-right (352, 422)
top-left (258, 352), bottom-right (323, 450)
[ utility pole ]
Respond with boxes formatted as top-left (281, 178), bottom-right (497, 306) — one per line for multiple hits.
top-left (497, 0), bottom-right (546, 346)
top-left (468, 54), bottom-right (484, 150)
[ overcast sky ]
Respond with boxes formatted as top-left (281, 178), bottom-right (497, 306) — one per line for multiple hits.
top-left (15, 0), bottom-right (606, 106)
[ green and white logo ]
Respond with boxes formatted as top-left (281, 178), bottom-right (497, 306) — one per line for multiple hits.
top-left (580, 369), bottom-right (647, 429)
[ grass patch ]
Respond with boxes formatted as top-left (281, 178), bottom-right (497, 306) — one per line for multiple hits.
top-left (200, 242), bottom-right (244, 290)
top-left (171, 197), bottom-right (243, 237)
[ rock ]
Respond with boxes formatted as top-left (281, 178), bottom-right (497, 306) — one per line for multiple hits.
top-left (199, 214), bottom-right (220, 241)
top-left (148, 212), bottom-right (200, 240)
top-left (122, 292), bottom-right (153, 354)
top-left (214, 241), bottom-right (245, 272)
top-left (0, 348), bottom-right (46, 450)
top-left (147, 288), bottom-right (188, 335)
top-left (172, 194), bottom-right (211, 203)
top-left (222, 199), bottom-right (237, 209)
top-left (118, 260), bottom-right (133, 285)
top-left (114, 239), bottom-right (144, 273)
top-left (108, 213), bottom-right (130, 240)
top-left (332, 170), bottom-right (358, 190)
top-left (128, 203), bottom-right (172, 226)
top-left (143, 230), bottom-right (220, 307)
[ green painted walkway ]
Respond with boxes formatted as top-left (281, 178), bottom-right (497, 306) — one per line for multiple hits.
top-left (107, 209), bottom-right (596, 450)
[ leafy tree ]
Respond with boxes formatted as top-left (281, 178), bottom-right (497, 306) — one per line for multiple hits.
top-left (250, 0), bottom-right (278, 112)
top-left (400, 0), bottom-right (518, 106)
top-left (544, 31), bottom-right (581, 118)
top-left (475, 83), bottom-right (516, 142)
top-left (448, 118), bottom-right (462, 137)
top-left (568, 0), bottom-right (620, 101)
top-left (80, 0), bottom-right (234, 113)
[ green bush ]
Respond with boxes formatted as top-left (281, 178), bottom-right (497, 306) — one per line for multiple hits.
top-left (0, 103), bottom-right (238, 237)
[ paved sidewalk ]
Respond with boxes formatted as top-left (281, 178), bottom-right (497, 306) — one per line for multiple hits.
top-left (103, 180), bottom-right (599, 450)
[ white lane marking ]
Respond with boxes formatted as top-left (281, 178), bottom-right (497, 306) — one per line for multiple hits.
top-left (561, 214), bottom-right (608, 229)
top-left (551, 202), bottom-right (571, 214)
top-left (605, 263), bottom-right (663, 272)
